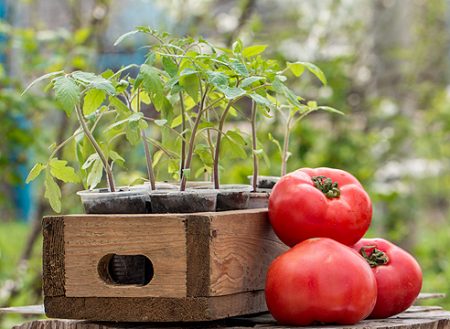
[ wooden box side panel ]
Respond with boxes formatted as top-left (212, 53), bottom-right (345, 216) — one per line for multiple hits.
top-left (208, 209), bottom-right (288, 296)
top-left (63, 215), bottom-right (188, 298)
top-left (44, 291), bottom-right (266, 322)
top-left (42, 216), bottom-right (65, 297)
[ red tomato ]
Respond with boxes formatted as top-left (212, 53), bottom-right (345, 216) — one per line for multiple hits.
top-left (352, 238), bottom-right (423, 318)
top-left (269, 167), bottom-right (372, 246)
top-left (265, 238), bottom-right (377, 325)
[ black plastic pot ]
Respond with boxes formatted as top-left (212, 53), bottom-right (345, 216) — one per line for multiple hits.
top-left (77, 186), bottom-right (151, 214)
top-left (247, 191), bottom-right (270, 209)
top-left (150, 189), bottom-right (218, 213)
top-left (248, 175), bottom-right (280, 190)
top-left (216, 184), bottom-right (252, 211)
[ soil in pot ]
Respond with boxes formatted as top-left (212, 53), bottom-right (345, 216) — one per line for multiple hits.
top-left (215, 184), bottom-right (252, 211)
top-left (150, 189), bottom-right (218, 213)
top-left (248, 175), bottom-right (280, 190)
top-left (77, 187), bottom-right (151, 214)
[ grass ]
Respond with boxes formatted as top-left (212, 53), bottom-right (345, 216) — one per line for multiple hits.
top-left (0, 221), bottom-right (44, 329)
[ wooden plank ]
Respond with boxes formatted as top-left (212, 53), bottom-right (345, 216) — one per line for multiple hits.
top-left (44, 291), bottom-right (265, 322)
top-left (208, 209), bottom-right (288, 296)
top-left (0, 305), bottom-right (44, 315)
top-left (186, 215), bottom-right (211, 297)
top-left (42, 216), bottom-right (65, 297)
top-left (63, 215), bottom-right (188, 298)
top-left (12, 307), bottom-right (450, 329)
top-left (417, 293), bottom-right (446, 300)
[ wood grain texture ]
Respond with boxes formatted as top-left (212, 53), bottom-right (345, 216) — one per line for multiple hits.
top-left (44, 291), bottom-right (266, 322)
top-left (186, 215), bottom-right (211, 297)
top-left (208, 209), bottom-right (288, 296)
top-left (42, 216), bottom-right (65, 297)
top-left (13, 307), bottom-right (450, 329)
top-left (63, 214), bottom-right (187, 298)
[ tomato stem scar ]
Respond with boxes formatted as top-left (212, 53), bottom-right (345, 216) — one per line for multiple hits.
top-left (311, 175), bottom-right (341, 199)
top-left (360, 245), bottom-right (389, 267)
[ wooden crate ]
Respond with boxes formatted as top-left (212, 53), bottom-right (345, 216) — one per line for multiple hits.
top-left (42, 209), bottom-right (288, 322)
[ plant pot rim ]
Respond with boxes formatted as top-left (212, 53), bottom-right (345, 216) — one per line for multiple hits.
top-left (247, 175), bottom-right (280, 181)
top-left (216, 184), bottom-right (253, 192)
top-left (77, 186), bottom-right (148, 198)
top-left (150, 188), bottom-right (219, 197)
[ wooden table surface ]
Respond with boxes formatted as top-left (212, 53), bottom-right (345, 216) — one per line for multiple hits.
top-left (1, 306), bottom-right (448, 329)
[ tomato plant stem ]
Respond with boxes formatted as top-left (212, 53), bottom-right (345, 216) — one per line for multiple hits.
top-left (213, 101), bottom-right (233, 189)
top-left (75, 105), bottom-right (116, 192)
top-left (251, 100), bottom-right (258, 192)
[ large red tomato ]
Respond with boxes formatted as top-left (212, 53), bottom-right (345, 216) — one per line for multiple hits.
top-left (352, 238), bottom-right (422, 318)
top-left (265, 238), bottom-right (377, 325)
top-left (269, 167), bottom-right (372, 246)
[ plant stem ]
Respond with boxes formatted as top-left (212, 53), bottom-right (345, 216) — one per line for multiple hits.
top-left (179, 92), bottom-right (186, 178)
top-left (180, 87), bottom-right (209, 191)
top-left (250, 100), bottom-right (258, 192)
top-left (281, 115), bottom-right (292, 177)
top-left (141, 130), bottom-right (156, 190)
top-left (137, 89), bottom-right (156, 190)
top-left (75, 105), bottom-right (116, 192)
top-left (213, 101), bottom-right (233, 189)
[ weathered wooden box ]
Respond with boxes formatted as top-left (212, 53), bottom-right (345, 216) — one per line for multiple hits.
top-left (42, 209), bottom-right (288, 322)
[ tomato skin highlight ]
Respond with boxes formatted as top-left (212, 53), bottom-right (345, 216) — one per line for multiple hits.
top-left (265, 238), bottom-right (377, 326)
top-left (352, 238), bottom-right (423, 319)
top-left (268, 167), bottom-right (372, 246)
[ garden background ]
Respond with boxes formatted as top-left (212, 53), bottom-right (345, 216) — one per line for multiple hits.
top-left (0, 0), bottom-right (449, 328)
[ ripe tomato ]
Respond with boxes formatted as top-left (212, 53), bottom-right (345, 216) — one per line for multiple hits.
top-left (268, 167), bottom-right (372, 246)
top-left (265, 238), bottom-right (377, 325)
top-left (352, 238), bottom-right (423, 318)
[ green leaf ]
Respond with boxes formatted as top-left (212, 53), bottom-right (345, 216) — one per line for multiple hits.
top-left (83, 89), bottom-right (106, 115)
top-left (152, 150), bottom-right (164, 168)
top-left (180, 73), bottom-right (199, 103)
top-left (87, 159), bottom-right (103, 189)
top-left (232, 40), bottom-right (243, 54)
top-left (272, 77), bottom-right (302, 107)
top-left (249, 93), bottom-right (272, 108)
top-left (53, 76), bottom-right (81, 114)
top-left (49, 159), bottom-right (80, 183)
top-left (290, 62), bottom-right (327, 85)
top-left (22, 70), bottom-right (64, 95)
top-left (242, 45), bottom-right (267, 58)
top-left (138, 64), bottom-right (165, 109)
top-left (45, 171), bottom-right (62, 213)
top-left (223, 135), bottom-right (246, 159)
top-left (26, 163), bottom-right (45, 183)
top-left (171, 114), bottom-right (183, 128)
top-left (218, 86), bottom-right (246, 100)
top-left (126, 121), bottom-right (142, 145)
top-left (110, 151), bottom-right (125, 167)
top-left (194, 144), bottom-right (213, 166)
top-left (287, 62), bottom-right (305, 77)
top-left (110, 96), bottom-right (129, 115)
top-left (179, 68), bottom-right (198, 76)
top-left (206, 71), bottom-right (228, 88)
top-left (268, 132), bottom-right (283, 155)
top-left (114, 29), bottom-right (140, 46)
top-left (230, 59), bottom-right (249, 77)
top-left (155, 119), bottom-right (167, 126)
top-left (182, 168), bottom-right (191, 179)
top-left (82, 153), bottom-right (100, 170)
top-left (241, 76), bottom-right (265, 88)
top-left (162, 57), bottom-right (178, 77)
top-left (226, 130), bottom-right (247, 146)
top-left (317, 106), bottom-right (345, 115)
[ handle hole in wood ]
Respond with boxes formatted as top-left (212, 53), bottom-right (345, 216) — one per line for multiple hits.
top-left (98, 254), bottom-right (154, 286)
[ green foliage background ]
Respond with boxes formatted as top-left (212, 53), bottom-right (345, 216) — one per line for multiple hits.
top-left (1, 0), bottom-right (450, 327)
